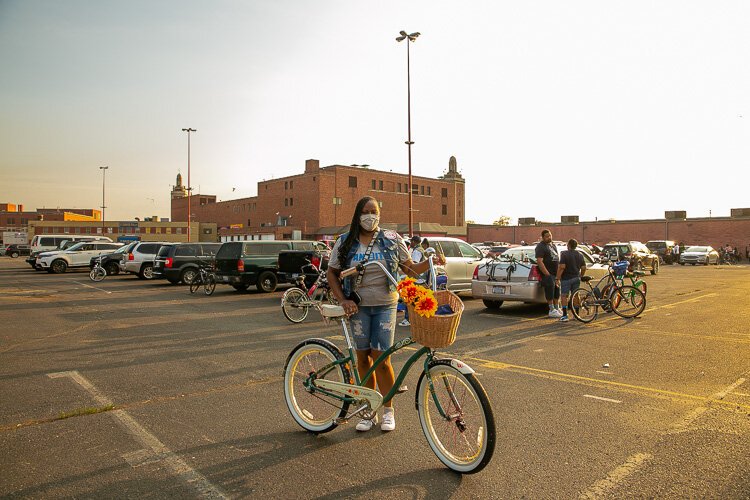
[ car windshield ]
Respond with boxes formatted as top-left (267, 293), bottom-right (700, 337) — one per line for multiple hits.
top-left (63, 242), bottom-right (87, 251)
top-left (501, 247), bottom-right (537, 262)
top-left (114, 243), bottom-right (136, 254)
top-left (686, 246), bottom-right (708, 252)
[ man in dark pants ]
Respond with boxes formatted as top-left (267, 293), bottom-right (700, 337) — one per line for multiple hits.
top-left (535, 229), bottom-right (561, 318)
top-left (556, 239), bottom-right (587, 322)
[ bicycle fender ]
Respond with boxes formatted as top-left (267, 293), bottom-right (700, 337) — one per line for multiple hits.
top-left (449, 358), bottom-right (476, 375)
top-left (282, 338), bottom-right (345, 376)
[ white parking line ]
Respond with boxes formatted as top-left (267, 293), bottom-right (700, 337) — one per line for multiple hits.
top-left (579, 453), bottom-right (653, 499)
top-left (70, 280), bottom-right (112, 294)
top-left (47, 370), bottom-right (227, 499)
top-left (583, 394), bottom-right (622, 404)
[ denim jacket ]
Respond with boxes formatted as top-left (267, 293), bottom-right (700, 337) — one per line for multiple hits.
top-left (339, 230), bottom-right (401, 297)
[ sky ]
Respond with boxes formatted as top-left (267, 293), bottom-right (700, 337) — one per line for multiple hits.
top-left (1, 0), bottom-right (749, 224)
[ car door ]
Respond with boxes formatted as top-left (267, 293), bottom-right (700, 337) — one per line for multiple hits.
top-left (69, 243), bottom-right (96, 266)
top-left (456, 241), bottom-right (484, 286)
top-left (433, 241), bottom-right (464, 289)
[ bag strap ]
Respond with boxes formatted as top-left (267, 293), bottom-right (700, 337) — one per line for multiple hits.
top-left (354, 231), bottom-right (378, 290)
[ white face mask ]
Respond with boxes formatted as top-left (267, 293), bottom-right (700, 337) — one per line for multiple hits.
top-left (359, 213), bottom-right (380, 232)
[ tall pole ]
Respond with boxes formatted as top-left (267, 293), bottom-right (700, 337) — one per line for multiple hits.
top-left (182, 128), bottom-right (196, 241)
top-left (99, 166), bottom-right (108, 231)
top-left (397, 31), bottom-right (420, 237)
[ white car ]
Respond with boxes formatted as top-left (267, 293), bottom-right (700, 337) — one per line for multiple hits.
top-left (471, 244), bottom-right (609, 309)
top-left (679, 246), bottom-right (720, 266)
top-left (38, 241), bottom-right (123, 273)
top-left (422, 237), bottom-right (486, 294)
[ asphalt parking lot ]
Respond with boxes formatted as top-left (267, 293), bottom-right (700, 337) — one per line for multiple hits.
top-left (1, 259), bottom-right (749, 499)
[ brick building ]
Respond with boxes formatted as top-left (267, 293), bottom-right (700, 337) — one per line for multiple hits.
top-left (171, 158), bottom-right (467, 241)
top-left (0, 203), bottom-right (101, 234)
top-left (27, 220), bottom-right (217, 243)
top-left (467, 212), bottom-right (750, 257)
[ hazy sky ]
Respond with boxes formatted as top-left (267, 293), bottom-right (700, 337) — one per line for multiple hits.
top-left (1, 1), bottom-right (748, 224)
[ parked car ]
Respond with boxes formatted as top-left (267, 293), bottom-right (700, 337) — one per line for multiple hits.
top-left (121, 241), bottom-right (168, 279)
top-left (424, 237), bottom-right (486, 294)
top-left (152, 243), bottom-right (223, 284)
top-left (89, 241), bottom-right (138, 275)
top-left (27, 235), bottom-right (114, 269)
top-left (4, 244), bottom-right (31, 258)
top-left (646, 240), bottom-right (676, 264)
top-left (277, 244), bottom-right (331, 287)
top-left (472, 244), bottom-right (610, 309)
top-left (214, 240), bottom-right (323, 292)
top-left (601, 241), bottom-right (660, 275)
top-left (679, 246), bottom-right (720, 266)
top-left (37, 241), bottom-right (124, 273)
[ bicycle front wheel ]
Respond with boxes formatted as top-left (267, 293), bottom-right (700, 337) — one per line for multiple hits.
top-left (204, 274), bottom-right (216, 296)
top-left (611, 285), bottom-right (646, 318)
top-left (416, 360), bottom-right (496, 474)
top-left (283, 339), bottom-right (351, 434)
top-left (570, 289), bottom-right (598, 323)
top-left (281, 287), bottom-right (310, 323)
top-left (189, 276), bottom-right (202, 294)
top-left (89, 267), bottom-right (106, 282)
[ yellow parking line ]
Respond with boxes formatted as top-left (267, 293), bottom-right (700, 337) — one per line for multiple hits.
top-left (467, 355), bottom-right (750, 411)
top-left (594, 292), bottom-right (718, 324)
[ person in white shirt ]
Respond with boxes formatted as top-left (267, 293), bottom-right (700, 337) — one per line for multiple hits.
top-left (399, 236), bottom-right (425, 327)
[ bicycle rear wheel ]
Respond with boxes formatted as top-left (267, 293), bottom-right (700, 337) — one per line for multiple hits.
top-left (611, 285), bottom-right (646, 318)
top-left (204, 274), bottom-right (216, 296)
top-left (282, 287), bottom-right (310, 323)
top-left (189, 276), bottom-right (202, 294)
top-left (416, 360), bottom-right (496, 474)
top-left (283, 339), bottom-right (351, 434)
top-left (89, 267), bottom-right (106, 282)
top-left (570, 289), bottom-right (598, 323)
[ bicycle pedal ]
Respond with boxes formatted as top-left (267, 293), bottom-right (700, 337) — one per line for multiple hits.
top-left (334, 417), bottom-right (349, 425)
top-left (396, 385), bottom-right (408, 394)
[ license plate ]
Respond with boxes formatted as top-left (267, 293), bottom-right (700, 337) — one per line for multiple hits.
top-left (223, 276), bottom-right (230, 282)
top-left (492, 285), bottom-right (506, 294)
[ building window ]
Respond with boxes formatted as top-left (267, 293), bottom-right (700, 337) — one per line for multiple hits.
top-left (420, 185), bottom-right (425, 195)
top-left (285, 198), bottom-right (288, 207)
top-left (397, 182), bottom-right (402, 192)
top-left (247, 218), bottom-right (251, 227)
top-left (378, 180), bottom-right (384, 190)
top-left (427, 186), bottom-right (431, 196)
top-left (442, 205), bottom-right (447, 215)
top-left (371, 179), bottom-right (376, 189)
top-left (441, 188), bottom-right (448, 198)
top-left (290, 180), bottom-right (293, 189)
top-left (412, 184), bottom-right (418, 195)
top-left (349, 176), bottom-right (357, 188)
top-left (285, 181), bottom-right (288, 190)
top-left (313, 176), bottom-right (316, 182)
top-left (333, 197), bottom-right (342, 205)
top-left (290, 198), bottom-right (293, 206)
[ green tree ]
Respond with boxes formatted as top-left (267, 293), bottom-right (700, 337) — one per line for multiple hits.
top-left (492, 216), bottom-right (511, 226)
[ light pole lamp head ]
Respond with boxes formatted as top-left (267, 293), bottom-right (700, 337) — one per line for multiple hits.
top-left (182, 128), bottom-right (197, 132)
top-left (396, 31), bottom-right (420, 42)
top-left (99, 166), bottom-right (108, 170)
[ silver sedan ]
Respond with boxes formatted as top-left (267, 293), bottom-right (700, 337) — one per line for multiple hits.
top-left (679, 246), bottom-right (720, 265)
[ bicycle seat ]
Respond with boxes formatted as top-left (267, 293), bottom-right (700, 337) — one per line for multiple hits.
top-left (320, 304), bottom-right (346, 318)
top-left (581, 275), bottom-right (593, 283)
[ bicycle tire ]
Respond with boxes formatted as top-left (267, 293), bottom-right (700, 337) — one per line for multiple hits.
top-left (282, 287), bottom-right (310, 323)
top-left (204, 274), bottom-right (216, 296)
top-left (416, 360), bottom-right (496, 474)
top-left (611, 285), bottom-right (646, 318)
top-left (570, 289), bottom-right (598, 323)
top-left (89, 267), bottom-right (106, 282)
top-left (283, 339), bottom-right (351, 434)
top-left (189, 275), bottom-right (202, 294)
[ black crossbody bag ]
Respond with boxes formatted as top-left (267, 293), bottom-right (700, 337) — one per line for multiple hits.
top-left (345, 234), bottom-right (377, 305)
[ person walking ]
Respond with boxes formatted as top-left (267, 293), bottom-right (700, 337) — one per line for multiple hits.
top-left (535, 229), bottom-right (561, 318)
top-left (671, 242), bottom-right (680, 265)
top-left (555, 239), bottom-right (587, 322)
top-left (327, 196), bottom-right (443, 432)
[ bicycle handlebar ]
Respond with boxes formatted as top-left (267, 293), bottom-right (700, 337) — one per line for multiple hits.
top-left (339, 255), bottom-right (438, 291)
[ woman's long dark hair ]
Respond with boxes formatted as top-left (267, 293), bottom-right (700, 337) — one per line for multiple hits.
top-left (338, 196), bottom-right (377, 269)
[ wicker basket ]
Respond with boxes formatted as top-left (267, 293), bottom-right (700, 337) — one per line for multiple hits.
top-left (406, 290), bottom-right (464, 348)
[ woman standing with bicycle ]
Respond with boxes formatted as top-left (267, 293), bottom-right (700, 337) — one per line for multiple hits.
top-left (327, 196), bottom-right (444, 432)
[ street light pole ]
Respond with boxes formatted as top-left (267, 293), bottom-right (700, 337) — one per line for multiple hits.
top-left (182, 128), bottom-right (196, 241)
top-left (396, 30), bottom-right (420, 237)
top-left (99, 166), bottom-right (108, 231)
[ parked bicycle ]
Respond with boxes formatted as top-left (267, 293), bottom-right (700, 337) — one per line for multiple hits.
top-left (283, 256), bottom-right (496, 473)
top-left (280, 259), bottom-right (336, 323)
top-left (189, 263), bottom-right (217, 296)
top-left (569, 260), bottom-right (646, 323)
top-left (89, 254), bottom-right (108, 282)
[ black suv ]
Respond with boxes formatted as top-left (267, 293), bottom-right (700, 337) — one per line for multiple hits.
top-left (4, 244), bottom-right (31, 258)
top-left (153, 243), bottom-right (222, 284)
top-left (645, 240), bottom-right (676, 264)
top-left (215, 240), bottom-right (321, 292)
top-left (89, 241), bottom-right (138, 275)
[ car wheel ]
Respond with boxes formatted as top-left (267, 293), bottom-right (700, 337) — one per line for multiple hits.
top-left (691, 263), bottom-right (696, 266)
top-left (140, 264), bottom-right (154, 279)
top-left (105, 263), bottom-right (120, 275)
top-left (181, 267), bottom-right (198, 284)
top-left (50, 259), bottom-right (68, 274)
top-left (232, 284), bottom-right (250, 291)
top-left (256, 271), bottom-right (278, 293)
top-left (10, 252), bottom-right (19, 258)
top-left (482, 299), bottom-right (503, 309)
top-left (680, 262), bottom-right (685, 266)
top-left (650, 260), bottom-right (659, 275)
top-left (703, 259), bottom-right (709, 266)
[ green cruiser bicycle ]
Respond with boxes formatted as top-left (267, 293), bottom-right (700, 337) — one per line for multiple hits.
top-left (283, 258), bottom-right (496, 474)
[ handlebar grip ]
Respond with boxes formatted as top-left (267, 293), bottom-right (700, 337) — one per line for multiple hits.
top-left (340, 266), bottom-right (360, 278)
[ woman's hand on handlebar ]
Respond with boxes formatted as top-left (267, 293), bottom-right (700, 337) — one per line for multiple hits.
top-left (340, 299), bottom-right (358, 316)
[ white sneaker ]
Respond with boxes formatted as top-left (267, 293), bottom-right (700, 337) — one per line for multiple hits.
top-left (355, 414), bottom-right (378, 432)
top-left (549, 309), bottom-right (563, 318)
top-left (381, 410), bottom-right (395, 431)
top-left (399, 319), bottom-right (411, 327)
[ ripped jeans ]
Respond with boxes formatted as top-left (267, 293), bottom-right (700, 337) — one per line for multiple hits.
top-left (349, 305), bottom-right (397, 351)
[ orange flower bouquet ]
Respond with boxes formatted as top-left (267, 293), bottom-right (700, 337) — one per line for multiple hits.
top-left (397, 277), bottom-right (438, 318)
